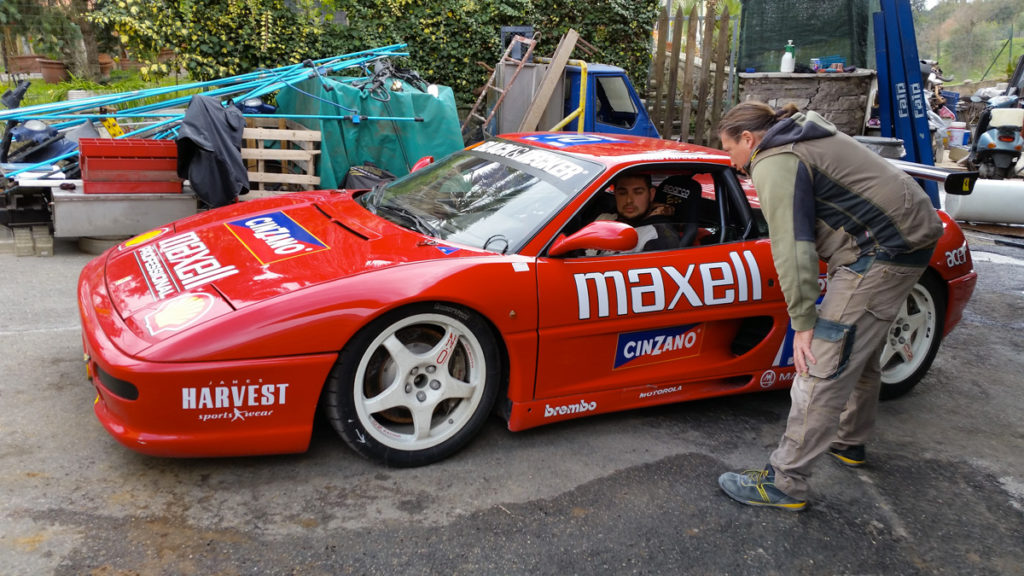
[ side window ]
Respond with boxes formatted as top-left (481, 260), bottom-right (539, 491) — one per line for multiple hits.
top-left (595, 76), bottom-right (638, 128)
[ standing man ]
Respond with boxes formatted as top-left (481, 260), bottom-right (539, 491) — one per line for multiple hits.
top-left (715, 101), bottom-right (943, 511)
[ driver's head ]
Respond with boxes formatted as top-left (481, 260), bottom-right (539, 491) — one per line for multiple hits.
top-left (613, 174), bottom-right (655, 222)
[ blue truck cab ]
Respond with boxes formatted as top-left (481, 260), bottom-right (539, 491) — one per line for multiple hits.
top-left (561, 63), bottom-right (660, 138)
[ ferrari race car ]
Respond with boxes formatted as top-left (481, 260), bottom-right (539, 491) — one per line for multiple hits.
top-left (78, 133), bottom-right (978, 467)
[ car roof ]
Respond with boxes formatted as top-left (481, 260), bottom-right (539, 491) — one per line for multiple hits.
top-left (492, 133), bottom-right (731, 169)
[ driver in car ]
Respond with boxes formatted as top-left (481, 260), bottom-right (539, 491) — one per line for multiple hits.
top-left (593, 173), bottom-right (681, 253)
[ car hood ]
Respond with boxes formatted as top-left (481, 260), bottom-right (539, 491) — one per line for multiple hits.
top-left (102, 191), bottom-right (484, 334)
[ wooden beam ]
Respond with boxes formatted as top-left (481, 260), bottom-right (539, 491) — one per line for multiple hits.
top-left (518, 29), bottom-right (579, 132)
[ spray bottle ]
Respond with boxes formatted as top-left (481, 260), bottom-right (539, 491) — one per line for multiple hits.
top-left (781, 40), bottom-right (795, 73)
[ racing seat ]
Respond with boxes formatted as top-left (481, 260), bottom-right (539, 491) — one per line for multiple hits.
top-left (655, 175), bottom-right (702, 246)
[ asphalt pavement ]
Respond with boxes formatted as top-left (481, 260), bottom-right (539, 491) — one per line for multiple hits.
top-left (1, 232), bottom-right (1022, 575)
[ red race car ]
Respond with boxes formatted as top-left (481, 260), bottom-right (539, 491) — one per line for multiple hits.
top-left (78, 133), bottom-right (977, 467)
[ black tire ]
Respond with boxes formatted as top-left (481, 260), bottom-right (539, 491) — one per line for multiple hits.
top-left (323, 302), bottom-right (501, 467)
top-left (879, 272), bottom-right (946, 400)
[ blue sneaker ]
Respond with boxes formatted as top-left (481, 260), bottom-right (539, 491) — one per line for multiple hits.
top-left (718, 465), bottom-right (807, 511)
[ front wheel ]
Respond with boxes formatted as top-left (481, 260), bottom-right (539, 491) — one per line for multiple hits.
top-left (879, 272), bottom-right (946, 400)
top-left (324, 303), bottom-right (501, 467)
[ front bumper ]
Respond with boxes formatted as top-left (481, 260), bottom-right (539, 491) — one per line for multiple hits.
top-left (78, 256), bottom-right (337, 458)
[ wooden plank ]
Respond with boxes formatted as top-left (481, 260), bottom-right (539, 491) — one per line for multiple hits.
top-left (518, 29), bottom-right (579, 132)
top-left (241, 148), bottom-right (320, 161)
top-left (650, 4), bottom-right (670, 132)
top-left (247, 172), bottom-right (320, 185)
top-left (242, 127), bottom-right (322, 142)
top-left (678, 5), bottom-right (699, 144)
top-left (661, 7), bottom-right (685, 138)
top-left (709, 6), bottom-right (731, 149)
top-left (693, 4), bottom-right (717, 145)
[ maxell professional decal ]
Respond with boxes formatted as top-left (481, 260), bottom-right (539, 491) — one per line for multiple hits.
top-left (135, 231), bottom-right (238, 300)
top-left (614, 324), bottom-right (704, 369)
top-left (474, 140), bottom-right (585, 181)
top-left (574, 250), bottom-right (762, 319)
top-left (226, 211), bottom-right (329, 264)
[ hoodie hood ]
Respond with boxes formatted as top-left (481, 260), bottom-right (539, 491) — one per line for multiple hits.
top-left (756, 110), bottom-right (837, 153)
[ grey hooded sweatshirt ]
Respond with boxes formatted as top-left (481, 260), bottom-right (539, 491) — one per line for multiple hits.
top-left (749, 111), bottom-right (943, 331)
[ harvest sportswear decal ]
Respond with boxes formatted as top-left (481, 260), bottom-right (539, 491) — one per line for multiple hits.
top-left (182, 378), bottom-right (289, 423)
top-left (226, 211), bottom-right (329, 264)
top-left (574, 250), bottom-right (762, 320)
top-left (135, 231), bottom-right (238, 300)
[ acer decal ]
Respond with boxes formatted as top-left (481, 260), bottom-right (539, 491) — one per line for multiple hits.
top-left (574, 250), bottom-right (762, 320)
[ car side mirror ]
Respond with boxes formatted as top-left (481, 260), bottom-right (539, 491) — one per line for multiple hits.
top-left (411, 156), bottom-right (434, 172)
top-left (548, 221), bottom-right (638, 257)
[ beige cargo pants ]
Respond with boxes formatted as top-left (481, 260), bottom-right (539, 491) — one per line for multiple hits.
top-left (769, 258), bottom-right (928, 500)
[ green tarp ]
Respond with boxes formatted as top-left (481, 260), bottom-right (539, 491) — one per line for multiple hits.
top-left (277, 76), bottom-right (464, 189)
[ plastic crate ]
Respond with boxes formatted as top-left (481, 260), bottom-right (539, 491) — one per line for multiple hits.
top-left (78, 138), bottom-right (182, 194)
top-left (82, 180), bottom-right (182, 194)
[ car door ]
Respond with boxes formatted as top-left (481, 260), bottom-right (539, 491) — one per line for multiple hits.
top-left (532, 166), bottom-right (784, 401)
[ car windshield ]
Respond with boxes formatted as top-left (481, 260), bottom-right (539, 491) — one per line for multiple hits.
top-left (358, 142), bottom-right (602, 253)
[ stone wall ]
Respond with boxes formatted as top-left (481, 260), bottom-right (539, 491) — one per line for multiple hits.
top-left (737, 70), bottom-right (876, 136)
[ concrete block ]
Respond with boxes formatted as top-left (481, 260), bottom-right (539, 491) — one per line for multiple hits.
top-left (14, 227), bottom-right (34, 257)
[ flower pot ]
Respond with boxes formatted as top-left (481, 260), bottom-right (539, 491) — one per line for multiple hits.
top-left (10, 54), bottom-right (43, 74)
top-left (38, 59), bottom-right (69, 84)
top-left (98, 53), bottom-right (114, 78)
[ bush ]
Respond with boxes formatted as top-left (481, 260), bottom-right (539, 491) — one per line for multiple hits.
top-left (89, 0), bottom-right (659, 105)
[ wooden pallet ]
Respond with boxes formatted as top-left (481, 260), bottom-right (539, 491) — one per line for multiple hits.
top-left (242, 117), bottom-right (321, 193)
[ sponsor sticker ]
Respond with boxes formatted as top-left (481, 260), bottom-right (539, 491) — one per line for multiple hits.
top-left (614, 324), bottom-right (704, 369)
top-left (143, 292), bottom-right (215, 336)
top-left (121, 227), bottom-right (170, 251)
top-left (520, 134), bottom-right (628, 148)
top-left (182, 378), bottom-right (288, 423)
top-left (135, 231), bottom-right (239, 300)
top-left (226, 211), bottom-right (329, 264)
top-left (574, 250), bottom-right (763, 320)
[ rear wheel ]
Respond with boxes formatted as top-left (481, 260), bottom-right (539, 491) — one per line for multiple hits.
top-left (879, 272), bottom-right (946, 400)
top-left (324, 303), bottom-right (500, 467)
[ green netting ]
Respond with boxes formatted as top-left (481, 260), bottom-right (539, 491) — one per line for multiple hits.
top-left (276, 76), bottom-right (464, 189)
top-left (738, 0), bottom-right (872, 73)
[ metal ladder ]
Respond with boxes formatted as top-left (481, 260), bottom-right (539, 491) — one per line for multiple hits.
top-left (460, 35), bottom-right (538, 143)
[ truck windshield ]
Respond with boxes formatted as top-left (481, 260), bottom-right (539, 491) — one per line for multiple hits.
top-left (359, 146), bottom-right (602, 253)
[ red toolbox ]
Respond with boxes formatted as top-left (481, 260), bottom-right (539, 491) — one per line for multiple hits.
top-left (79, 138), bottom-right (183, 194)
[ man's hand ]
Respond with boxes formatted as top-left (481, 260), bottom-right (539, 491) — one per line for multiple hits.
top-left (793, 329), bottom-right (816, 375)
top-left (648, 202), bottom-right (674, 217)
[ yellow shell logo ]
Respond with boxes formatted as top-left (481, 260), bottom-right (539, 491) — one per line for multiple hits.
top-left (121, 228), bottom-right (169, 250)
top-left (143, 293), bottom-right (215, 336)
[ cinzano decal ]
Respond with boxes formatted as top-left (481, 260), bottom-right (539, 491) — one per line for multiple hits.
top-left (614, 324), bottom-right (704, 369)
top-left (226, 211), bottom-right (329, 264)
